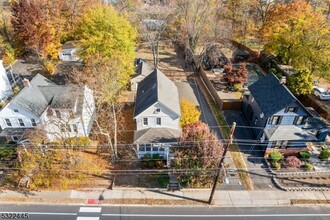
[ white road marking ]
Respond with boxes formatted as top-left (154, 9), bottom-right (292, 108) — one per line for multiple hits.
top-left (79, 207), bottom-right (102, 213)
top-left (102, 213), bottom-right (330, 218)
top-left (76, 217), bottom-right (99, 220)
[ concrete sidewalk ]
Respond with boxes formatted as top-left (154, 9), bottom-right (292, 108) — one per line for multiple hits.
top-left (0, 188), bottom-right (329, 206)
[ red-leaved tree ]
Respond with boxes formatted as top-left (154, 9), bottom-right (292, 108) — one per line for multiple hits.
top-left (223, 63), bottom-right (248, 86)
top-left (172, 121), bottom-right (223, 187)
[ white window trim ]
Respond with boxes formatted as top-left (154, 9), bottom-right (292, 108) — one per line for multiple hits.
top-left (143, 117), bottom-right (148, 126)
top-left (18, 119), bottom-right (25, 127)
top-left (156, 117), bottom-right (161, 126)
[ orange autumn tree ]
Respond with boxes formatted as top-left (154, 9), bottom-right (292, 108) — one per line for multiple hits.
top-left (262, 0), bottom-right (330, 78)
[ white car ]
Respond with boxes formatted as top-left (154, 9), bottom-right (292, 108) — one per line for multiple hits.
top-left (313, 87), bottom-right (330, 100)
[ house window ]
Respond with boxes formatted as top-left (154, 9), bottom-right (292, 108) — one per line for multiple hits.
top-left (13, 109), bottom-right (18, 113)
top-left (143, 118), bottom-right (148, 125)
top-left (139, 145), bottom-right (145, 152)
top-left (285, 107), bottom-right (297, 113)
top-left (30, 119), bottom-right (37, 126)
top-left (155, 108), bottom-right (160, 113)
top-left (269, 116), bottom-right (282, 125)
top-left (55, 110), bottom-right (61, 119)
top-left (5, 119), bottom-right (12, 127)
top-left (159, 146), bottom-right (165, 151)
top-left (294, 116), bottom-right (304, 125)
top-left (18, 119), bottom-right (25, 126)
top-left (156, 117), bottom-right (161, 125)
top-left (145, 144), bottom-right (151, 151)
top-left (72, 124), bottom-right (78, 132)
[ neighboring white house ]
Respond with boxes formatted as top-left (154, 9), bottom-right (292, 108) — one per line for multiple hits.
top-left (134, 68), bottom-right (181, 159)
top-left (130, 59), bottom-right (154, 91)
top-left (0, 60), bottom-right (13, 101)
top-left (59, 41), bottom-right (81, 62)
top-left (0, 74), bottom-right (95, 142)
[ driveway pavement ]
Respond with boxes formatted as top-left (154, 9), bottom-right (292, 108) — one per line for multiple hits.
top-left (223, 110), bottom-right (276, 190)
top-left (175, 78), bottom-right (222, 139)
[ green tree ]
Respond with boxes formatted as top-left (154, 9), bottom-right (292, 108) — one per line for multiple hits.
top-left (180, 99), bottom-right (201, 128)
top-left (75, 5), bottom-right (136, 86)
top-left (287, 68), bottom-right (313, 96)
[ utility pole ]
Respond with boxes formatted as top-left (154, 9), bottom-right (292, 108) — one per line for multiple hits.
top-left (208, 122), bottom-right (236, 205)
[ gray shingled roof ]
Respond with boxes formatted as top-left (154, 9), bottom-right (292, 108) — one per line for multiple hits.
top-left (134, 69), bottom-right (181, 117)
top-left (248, 73), bottom-right (297, 117)
top-left (11, 74), bottom-right (54, 116)
top-left (264, 125), bottom-right (317, 141)
top-left (10, 74), bottom-right (84, 116)
top-left (134, 128), bottom-right (181, 144)
top-left (137, 62), bottom-right (153, 77)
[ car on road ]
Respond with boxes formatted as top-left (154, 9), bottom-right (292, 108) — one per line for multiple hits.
top-left (313, 87), bottom-right (330, 100)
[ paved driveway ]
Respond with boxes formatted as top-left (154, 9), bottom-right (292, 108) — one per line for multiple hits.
top-left (175, 78), bottom-right (222, 139)
top-left (223, 110), bottom-right (278, 190)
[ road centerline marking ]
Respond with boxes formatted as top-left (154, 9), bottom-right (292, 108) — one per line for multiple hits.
top-left (76, 217), bottom-right (99, 220)
top-left (79, 207), bottom-right (102, 213)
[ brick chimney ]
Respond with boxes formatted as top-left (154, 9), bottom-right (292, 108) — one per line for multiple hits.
top-left (22, 78), bottom-right (31, 87)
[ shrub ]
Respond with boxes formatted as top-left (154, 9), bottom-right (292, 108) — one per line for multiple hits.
top-left (65, 137), bottom-right (91, 147)
top-left (318, 147), bottom-right (330, 160)
top-left (0, 141), bottom-right (15, 159)
top-left (42, 60), bottom-right (57, 75)
top-left (233, 83), bottom-right (242, 92)
top-left (268, 151), bottom-right (283, 162)
top-left (298, 151), bottom-right (311, 161)
top-left (3, 44), bottom-right (16, 66)
top-left (13, 86), bottom-right (20, 95)
top-left (285, 156), bottom-right (302, 168)
top-left (271, 161), bottom-right (281, 170)
top-left (305, 163), bottom-right (314, 171)
top-left (0, 101), bottom-right (7, 108)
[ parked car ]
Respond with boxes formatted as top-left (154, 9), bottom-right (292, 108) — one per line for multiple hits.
top-left (313, 87), bottom-right (330, 100)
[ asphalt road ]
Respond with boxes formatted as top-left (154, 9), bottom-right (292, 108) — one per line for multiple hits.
top-left (1, 204), bottom-right (330, 220)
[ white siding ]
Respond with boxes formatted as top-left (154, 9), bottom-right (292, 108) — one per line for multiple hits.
top-left (81, 86), bottom-right (95, 135)
top-left (0, 103), bottom-right (40, 129)
top-left (0, 60), bottom-right (13, 101)
top-left (41, 108), bottom-right (85, 141)
top-left (59, 48), bottom-right (80, 61)
top-left (135, 102), bottom-right (180, 131)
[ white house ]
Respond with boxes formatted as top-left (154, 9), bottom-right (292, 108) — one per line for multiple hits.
top-left (134, 68), bottom-right (181, 159)
top-left (130, 59), bottom-right (153, 91)
top-left (0, 60), bottom-right (13, 101)
top-left (0, 74), bottom-right (95, 142)
top-left (59, 41), bottom-right (81, 62)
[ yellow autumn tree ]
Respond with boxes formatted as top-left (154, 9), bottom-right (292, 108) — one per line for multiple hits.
top-left (262, 0), bottom-right (330, 78)
top-left (75, 5), bottom-right (136, 87)
top-left (180, 99), bottom-right (201, 128)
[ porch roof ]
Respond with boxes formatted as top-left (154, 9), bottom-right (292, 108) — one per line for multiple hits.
top-left (264, 125), bottom-right (317, 141)
top-left (134, 128), bottom-right (181, 144)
